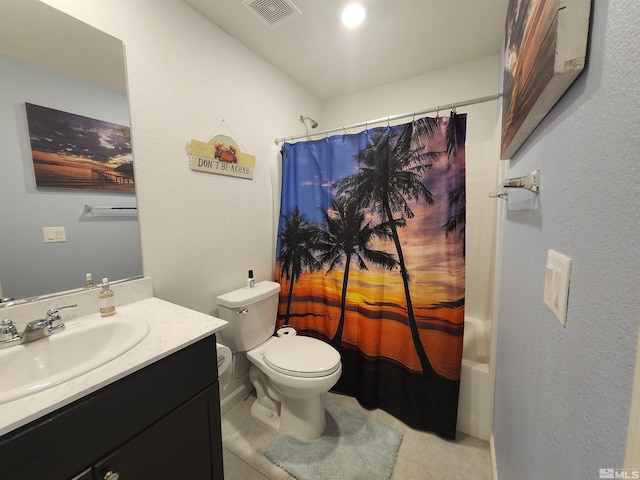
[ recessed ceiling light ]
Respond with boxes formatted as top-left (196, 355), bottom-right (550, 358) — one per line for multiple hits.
top-left (341, 3), bottom-right (366, 28)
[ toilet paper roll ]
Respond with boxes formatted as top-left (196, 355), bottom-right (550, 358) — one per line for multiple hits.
top-left (277, 326), bottom-right (297, 337)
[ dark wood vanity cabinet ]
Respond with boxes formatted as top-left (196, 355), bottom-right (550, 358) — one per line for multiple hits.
top-left (0, 335), bottom-right (224, 480)
top-left (92, 384), bottom-right (221, 480)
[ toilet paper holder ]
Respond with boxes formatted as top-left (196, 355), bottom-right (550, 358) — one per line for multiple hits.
top-left (277, 326), bottom-right (297, 337)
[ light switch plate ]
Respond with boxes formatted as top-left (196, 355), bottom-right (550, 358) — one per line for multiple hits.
top-left (42, 226), bottom-right (66, 243)
top-left (544, 249), bottom-right (571, 326)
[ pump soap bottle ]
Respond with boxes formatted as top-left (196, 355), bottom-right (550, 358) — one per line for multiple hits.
top-left (85, 273), bottom-right (97, 289)
top-left (99, 277), bottom-right (116, 317)
top-left (248, 269), bottom-right (255, 288)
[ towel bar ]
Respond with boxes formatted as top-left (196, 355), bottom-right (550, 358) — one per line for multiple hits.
top-left (83, 204), bottom-right (138, 216)
top-left (490, 170), bottom-right (540, 200)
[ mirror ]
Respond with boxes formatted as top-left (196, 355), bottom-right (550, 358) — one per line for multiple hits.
top-left (0, 0), bottom-right (142, 305)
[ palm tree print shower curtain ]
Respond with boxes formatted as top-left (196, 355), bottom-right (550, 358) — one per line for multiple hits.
top-left (276, 114), bottom-right (466, 439)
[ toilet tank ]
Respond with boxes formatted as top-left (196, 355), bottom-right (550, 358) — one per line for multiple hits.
top-left (216, 281), bottom-right (281, 352)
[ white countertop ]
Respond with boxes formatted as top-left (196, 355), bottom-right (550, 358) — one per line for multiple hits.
top-left (0, 297), bottom-right (227, 436)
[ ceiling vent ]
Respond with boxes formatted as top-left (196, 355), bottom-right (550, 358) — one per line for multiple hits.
top-left (242, 0), bottom-right (301, 28)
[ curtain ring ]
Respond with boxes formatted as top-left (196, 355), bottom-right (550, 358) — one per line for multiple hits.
top-left (451, 102), bottom-right (457, 115)
top-left (387, 116), bottom-right (390, 128)
top-left (436, 106), bottom-right (440, 119)
top-left (412, 111), bottom-right (416, 122)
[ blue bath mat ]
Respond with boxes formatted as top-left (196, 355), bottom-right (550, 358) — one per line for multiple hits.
top-left (264, 401), bottom-right (403, 480)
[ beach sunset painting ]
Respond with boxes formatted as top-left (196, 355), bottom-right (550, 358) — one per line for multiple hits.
top-left (501, 0), bottom-right (591, 159)
top-left (25, 103), bottom-right (133, 191)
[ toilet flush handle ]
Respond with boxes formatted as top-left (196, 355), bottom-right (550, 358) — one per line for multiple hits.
top-left (236, 308), bottom-right (248, 315)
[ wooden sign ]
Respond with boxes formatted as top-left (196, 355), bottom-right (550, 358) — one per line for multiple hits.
top-left (188, 134), bottom-right (255, 179)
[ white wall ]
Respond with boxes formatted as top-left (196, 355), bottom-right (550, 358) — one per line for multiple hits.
top-left (43, 2), bottom-right (501, 333)
top-left (43, 0), bottom-right (506, 438)
top-left (36, 3), bottom-right (640, 476)
top-left (494, 1), bottom-right (640, 478)
top-left (324, 55), bottom-right (503, 322)
top-left (44, 0), bottom-right (322, 315)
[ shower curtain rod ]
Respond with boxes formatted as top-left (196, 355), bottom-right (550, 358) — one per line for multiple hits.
top-left (275, 93), bottom-right (503, 144)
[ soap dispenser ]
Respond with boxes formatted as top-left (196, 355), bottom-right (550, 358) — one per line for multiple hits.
top-left (85, 273), bottom-right (97, 289)
top-left (99, 277), bottom-right (116, 317)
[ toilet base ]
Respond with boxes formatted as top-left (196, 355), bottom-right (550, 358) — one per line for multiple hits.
top-left (249, 365), bottom-right (281, 431)
top-left (250, 392), bottom-right (327, 441)
top-left (248, 365), bottom-right (329, 441)
top-left (251, 398), bottom-right (281, 432)
top-left (279, 393), bottom-right (327, 441)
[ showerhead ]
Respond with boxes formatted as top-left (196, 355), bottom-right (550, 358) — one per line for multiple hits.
top-left (300, 115), bottom-right (319, 129)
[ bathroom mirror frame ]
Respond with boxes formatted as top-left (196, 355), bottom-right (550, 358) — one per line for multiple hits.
top-left (0, 0), bottom-right (143, 307)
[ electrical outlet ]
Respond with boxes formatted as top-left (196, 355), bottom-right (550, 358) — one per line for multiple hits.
top-left (544, 249), bottom-right (571, 326)
top-left (42, 226), bottom-right (66, 243)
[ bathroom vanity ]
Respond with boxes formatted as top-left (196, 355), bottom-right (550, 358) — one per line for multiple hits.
top-left (0, 279), bottom-right (227, 480)
top-left (2, 336), bottom-right (222, 480)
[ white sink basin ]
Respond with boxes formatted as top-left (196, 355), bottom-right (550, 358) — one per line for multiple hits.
top-left (0, 316), bottom-right (149, 404)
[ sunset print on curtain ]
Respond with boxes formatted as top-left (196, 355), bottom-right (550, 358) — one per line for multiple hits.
top-left (276, 114), bottom-right (466, 439)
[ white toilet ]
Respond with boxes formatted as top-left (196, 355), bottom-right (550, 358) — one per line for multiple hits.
top-left (217, 280), bottom-right (342, 440)
top-left (216, 342), bottom-right (232, 392)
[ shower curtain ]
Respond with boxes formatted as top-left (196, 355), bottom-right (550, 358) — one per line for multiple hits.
top-left (275, 114), bottom-right (466, 439)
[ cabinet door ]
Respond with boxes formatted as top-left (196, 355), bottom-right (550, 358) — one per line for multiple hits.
top-left (94, 384), bottom-right (223, 480)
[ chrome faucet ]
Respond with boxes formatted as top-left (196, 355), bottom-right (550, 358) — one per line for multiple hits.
top-left (0, 304), bottom-right (78, 347)
top-left (20, 304), bottom-right (77, 344)
top-left (0, 319), bottom-right (21, 348)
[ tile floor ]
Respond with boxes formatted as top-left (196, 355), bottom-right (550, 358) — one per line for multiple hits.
top-left (221, 392), bottom-right (493, 480)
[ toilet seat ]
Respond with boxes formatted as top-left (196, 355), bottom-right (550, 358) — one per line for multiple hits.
top-left (263, 336), bottom-right (341, 378)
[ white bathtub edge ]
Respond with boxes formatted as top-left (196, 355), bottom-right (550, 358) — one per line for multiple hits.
top-left (458, 315), bottom-right (493, 441)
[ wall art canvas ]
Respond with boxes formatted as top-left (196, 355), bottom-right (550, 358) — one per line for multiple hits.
top-left (25, 103), bottom-right (134, 191)
top-left (501, 0), bottom-right (591, 159)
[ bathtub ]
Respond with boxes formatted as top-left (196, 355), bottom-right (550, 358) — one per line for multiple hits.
top-left (457, 315), bottom-right (493, 441)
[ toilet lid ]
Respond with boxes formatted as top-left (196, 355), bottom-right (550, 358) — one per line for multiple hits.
top-left (263, 336), bottom-right (341, 378)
